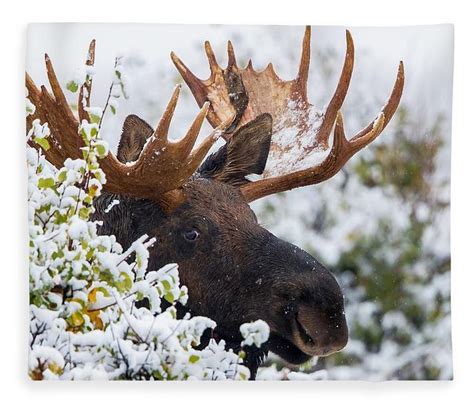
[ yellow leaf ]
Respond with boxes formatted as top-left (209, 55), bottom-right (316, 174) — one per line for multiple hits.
top-left (71, 311), bottom-right (85, 327)
top-left (88, 288), bottom-right (98, 303)
top-left (87, 309), bottom-right (104, 330)
top-left (48, 362), bottom-right (63, 375)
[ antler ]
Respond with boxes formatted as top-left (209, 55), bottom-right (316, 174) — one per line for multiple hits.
top-left (26, 41), bottom-right (231, 211)
top-left (172, 26), bottom-right (405, 202)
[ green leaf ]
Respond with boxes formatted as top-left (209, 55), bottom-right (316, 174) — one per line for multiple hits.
top-left (96, 286), bottom-right (110, 297)
top-left (57, 170), bottom-right (67, 183)
top-left (34, 137), bottom-right (50, 151)
top-left (38, 177), bottom-right (55, 189)
top-left (89, 113), bottom-right (101, 124)
top-left (79, 207), bottom-right (90, 220)
top-left (120, 83), bottom-right (129, 99)
top-left (54, 212), bottom-right (68, 225)
top-left (116, 272), bottom-right (132, 292)
top-left (95, 143), bottom-right (107, 158)
top-left (164, 292), bottom-right (175, 304)
top-left (80, 128), bottom-right (90, 145)
top-left (51, 248), bottom-right (65, 260)
top-left (66, 81), bottom-right (79, 93)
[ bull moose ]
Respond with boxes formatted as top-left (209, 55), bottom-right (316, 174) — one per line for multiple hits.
top-left (26, 26), bottom-right (404, 379)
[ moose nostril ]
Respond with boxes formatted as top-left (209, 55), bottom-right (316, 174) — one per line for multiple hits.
top-left (291, 303), bottom-right (348, 356)
top-left (295, 314), bottom-right (316, 345)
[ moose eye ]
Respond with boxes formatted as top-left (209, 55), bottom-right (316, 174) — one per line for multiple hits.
top-left (183, 229), bottom-right (199, 242)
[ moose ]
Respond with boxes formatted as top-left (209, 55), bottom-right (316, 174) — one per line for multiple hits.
top-left (26, 26), bottom-right (404, 379)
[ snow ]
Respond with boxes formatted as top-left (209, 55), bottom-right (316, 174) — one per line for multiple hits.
top-left (240, 320), bottom-right (270, 348)
top-left (27, 24), bottom-right (452, 381)
top-left (29, 345), bottom-right (65, 372)
top-left (85, 106), bottom-right (103, 117)
top-left (104, 199), bottom-right (120, 213)
top-left (27, 119), bottom-right (50, 141)
top-left (265, 103), bottom-right (328, 177)
top-left (67, 216), bottom-right (89, 240)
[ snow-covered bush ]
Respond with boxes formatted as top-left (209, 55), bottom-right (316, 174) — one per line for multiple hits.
top-left (27, 105), bottom-right (266, 380)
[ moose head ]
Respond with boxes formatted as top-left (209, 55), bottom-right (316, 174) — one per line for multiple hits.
top-left (26, 26), bottom-right (404, 379)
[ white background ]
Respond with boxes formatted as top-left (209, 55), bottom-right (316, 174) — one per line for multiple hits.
top-left (1, 0), bottom-right (472, 405)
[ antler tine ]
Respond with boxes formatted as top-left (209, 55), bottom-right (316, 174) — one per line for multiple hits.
top-left (174, 102), bottom-right (210, 159)
top-left (78, 39), bottom-right (96, 123)
top-left (246, 59), bottom-right (255, 72)
top-left (296, 25), bottom-right (311, 95)
top-left (44, 54), bottom-right (78, 126)
top-left (315, 30), bottom-right (355, 149)
top-left (204, 41), bottom-right (220, 74)
top-left (153, 84), bottom-right (181, 145)
top-left (227, 40), bottom-right (237, 68)
top-left (140, 88), bottom-right (209, 163)
top-left (334, 110), bottom-right (385, 157)
top-left (40, 83), bottom-right (83, 164)
top-left (28, 45), bottom-right (102, 170)
top-left (170, 51), bottom-right (207, 108)
top-left (353, 61), bottom-right (405, 141)
top-left (187, 113), bottom-right (235, 169)
top-left (131, 88), bottom-right (208, 165)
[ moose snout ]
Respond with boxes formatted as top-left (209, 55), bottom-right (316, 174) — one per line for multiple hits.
top-left (292, 303), bottom-right (348, 357)
top-left (288, 266), bottom-right (348, 357)
top-left (269, 242), bottom-right (348, 358)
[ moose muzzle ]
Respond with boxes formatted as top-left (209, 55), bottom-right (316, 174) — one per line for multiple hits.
top-left (265, 238), bottom-right (348, 362)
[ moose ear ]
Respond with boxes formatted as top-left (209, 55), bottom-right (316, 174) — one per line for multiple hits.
top-left (198, 113), bottom-right (273, 186)
top-left (117, 115), bottom-right (154, 163)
